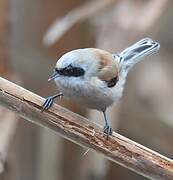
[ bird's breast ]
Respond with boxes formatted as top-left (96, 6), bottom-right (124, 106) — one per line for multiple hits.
top-left (55, 77), bottom-right (119, 111)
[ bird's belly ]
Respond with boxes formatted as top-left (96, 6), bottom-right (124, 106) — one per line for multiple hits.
top-left (57, 82), bottom-right (115, 111)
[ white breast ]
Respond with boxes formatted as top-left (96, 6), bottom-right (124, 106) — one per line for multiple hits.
top-left (55, 75), bottom-right (126, 111)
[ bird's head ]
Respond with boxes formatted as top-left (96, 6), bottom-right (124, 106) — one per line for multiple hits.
top-left (48, 48), bottom-right (119, 85)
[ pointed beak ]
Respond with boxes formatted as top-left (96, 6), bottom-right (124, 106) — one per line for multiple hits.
top-left (48, 70), bottom-right (59, 81)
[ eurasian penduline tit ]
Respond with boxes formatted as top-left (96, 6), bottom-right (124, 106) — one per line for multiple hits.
top-left (41, 38), bottom-right (160, 135)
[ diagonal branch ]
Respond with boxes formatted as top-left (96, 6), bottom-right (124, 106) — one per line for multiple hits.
top-left (0, 76), bottom-right (173, 180)
top-left (43, 0), bottom-right (117, 46)
top-left (115, 0), bottom-right (169, 31)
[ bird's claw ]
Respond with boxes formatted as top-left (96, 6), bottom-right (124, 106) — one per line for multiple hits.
top-left (41, 96), bottom-right (54, 112)
top-left (104, 125), bottom-right (112, 135)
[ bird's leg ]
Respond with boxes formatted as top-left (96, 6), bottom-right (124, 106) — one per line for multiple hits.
top-left (103, 110), bottom-right (112, 135)
top-left (41, 92), bottom-right (64, 112)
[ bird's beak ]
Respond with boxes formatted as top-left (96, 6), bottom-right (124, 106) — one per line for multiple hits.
top-left (48, 70), bottom-right (59, 81)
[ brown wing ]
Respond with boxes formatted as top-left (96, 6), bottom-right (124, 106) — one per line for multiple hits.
top-left (93, 49), bottom-right (119, 88)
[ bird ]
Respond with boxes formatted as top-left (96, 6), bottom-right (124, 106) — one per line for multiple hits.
top-left (41, 38), bottom-right (160, 135)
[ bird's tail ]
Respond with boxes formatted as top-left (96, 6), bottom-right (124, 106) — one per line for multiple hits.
top-left (116, 38), bottom-right (160, 73)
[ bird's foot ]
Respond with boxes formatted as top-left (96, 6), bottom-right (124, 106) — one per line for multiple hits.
top-left (104, 125), bottom-right (112, 135)
top-left (41, 93), bottom-right (64, 112)
top-left (41, 96), bottom-right (54, 112)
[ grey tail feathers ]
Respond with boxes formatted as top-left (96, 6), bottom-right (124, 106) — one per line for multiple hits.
top-left (115, 38), bottom-right (160, 73)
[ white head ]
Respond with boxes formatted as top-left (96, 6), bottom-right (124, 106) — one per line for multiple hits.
top-left (48, 48), bottom-right (119, 85)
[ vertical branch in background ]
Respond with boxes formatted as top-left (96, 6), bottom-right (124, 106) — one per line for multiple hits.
top-left (0, 108), bottom-right (18, 175)
top-left (0, 0), bottom-right (9, 75)
top-left (0, 0), bottom-right (19, 178)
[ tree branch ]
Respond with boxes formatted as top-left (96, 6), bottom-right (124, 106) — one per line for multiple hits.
top-left (0, 77), bottom-right (173, 180)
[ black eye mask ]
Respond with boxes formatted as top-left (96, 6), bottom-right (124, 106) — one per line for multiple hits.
top-left (55, 64), bottom-right (85, 77)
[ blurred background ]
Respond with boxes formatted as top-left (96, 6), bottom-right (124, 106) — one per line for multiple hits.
top-left (0, 0), bottom-right (173, 179)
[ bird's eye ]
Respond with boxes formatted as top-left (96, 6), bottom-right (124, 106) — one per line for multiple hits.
top-left (55, 65), bottom-right (85, 77)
